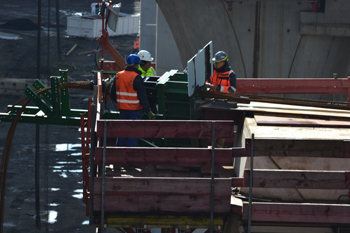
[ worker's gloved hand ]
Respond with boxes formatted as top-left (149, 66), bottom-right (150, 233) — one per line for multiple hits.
top-left (147, 111), bottom-right (156, 120)
top-left (206, 83), bottom-right (218, 91)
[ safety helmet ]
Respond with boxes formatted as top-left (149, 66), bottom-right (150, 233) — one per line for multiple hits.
top-left (126, 54), bottom-right (141, 64)
top-left (137, 50), bottom-right (154, 62)
top-left (212, 51), bottom-right (228, 62)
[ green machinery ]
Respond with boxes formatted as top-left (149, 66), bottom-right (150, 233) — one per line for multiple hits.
top-left (0, 70), bottom-right (90, 125)
top-left (0, 69), bottom-right (202, 126)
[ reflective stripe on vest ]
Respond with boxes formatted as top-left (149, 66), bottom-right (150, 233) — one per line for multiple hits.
top-left (115, 70), bottom-right (142, 110)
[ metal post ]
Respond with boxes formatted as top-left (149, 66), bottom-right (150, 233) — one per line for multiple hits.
top-left (248, 133), bottom-right (254, 233)
top-left (210, 121), bottom-right (216, 233)
top-left (35, 124), bottom-right (41, 230)
top-left (89, 103), bottom-right (97, 224)
top-left (100, 120), bottom-right (107, 232)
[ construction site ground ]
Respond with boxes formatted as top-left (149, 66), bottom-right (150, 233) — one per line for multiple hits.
top-left (0, 0), bottom-right (139, 232)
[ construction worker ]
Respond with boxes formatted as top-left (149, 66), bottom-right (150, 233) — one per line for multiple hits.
top-left (132, 35), bottom-right (140, 54)
top-left (110, 54), bottom-right (156, 147)
top-left (206, 51), bottom-right (236, 148)
top-left (206, 51), bottom-right (236, 94)
top-left (137, 50), bottom-right (157, 77)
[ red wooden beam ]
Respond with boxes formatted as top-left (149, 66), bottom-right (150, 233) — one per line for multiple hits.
top-left (236, 78), bottom-right (350, 95)
top-left (94, 195), bottom-right (230, 213)
top-left (244, 170), bottom-right (350, 189)
top-left (98, 36), bottom-right (125, 71)
top-left (123, 228), bottom-right (135, 233)
top-left (242, 202), bottom-right (350, 225)
top-left (94, 177), bottom-right (232, 196)
top-left (94, 147), bottom-right (245, 166)
top-left (96, 120), bottom-right (234, 138)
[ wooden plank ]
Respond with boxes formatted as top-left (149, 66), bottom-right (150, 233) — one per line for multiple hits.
top-left (244, 117), bottom-right (350, 140)
top-left (201, 101), bottom-right (350, 120)
top-left (230, 196), bottom-right (243, 216)
top-left (96, 120), bottom-right (234, 138)
top-left (242, 202), bottom-right (350, 225)
top-left (243, 170), bottom-right (350, 189)
top-left (245, 139), bottom-right (348, 158)
top-left (346, 172), bottom-right (350, 189)
top-left (255, 115), bottom-right (350, 128)
top-left (94, 195), bottom-right (230, 213)
top-left (94, 147), bottom-right (245, 166)
top-left (244, 117), bottom-right (350, 158)
top-left (236, 78), bottom-right (350, 95)
top-left (94, 177), bottom-right (232, 196)
top-left (105, 215), bottom-right (224, 229)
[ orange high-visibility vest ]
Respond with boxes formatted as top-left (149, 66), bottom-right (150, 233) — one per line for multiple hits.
top-left (208, 70), bottom-right (234, 93)
top-left (133, 38), bottom-right (140, 49)
top-left (115, 70), bottom-right (142, 110)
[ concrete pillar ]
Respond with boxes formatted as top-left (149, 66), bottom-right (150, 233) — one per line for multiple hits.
top-left (140, 0), bottom-right (157, 58)
top-left (155, 6), bottom-right (183, 75)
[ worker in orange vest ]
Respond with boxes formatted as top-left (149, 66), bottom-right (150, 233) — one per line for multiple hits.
top-left (206, 51), bottom-right (236, 94)
top-left (132, 35), bottom-right (140, 54)
top-left (206, 51), bottom-right (236, 148)
top-left (110, 54), bottom-right (156, 147)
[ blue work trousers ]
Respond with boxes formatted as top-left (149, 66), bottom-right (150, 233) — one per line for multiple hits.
top-left (116, 109), bottom-right (142, 147)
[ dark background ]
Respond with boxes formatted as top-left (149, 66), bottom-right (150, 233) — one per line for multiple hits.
top-left (0, 1), bottom-right (138, 232)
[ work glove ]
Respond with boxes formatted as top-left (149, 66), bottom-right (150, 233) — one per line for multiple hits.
top-left (147, 111), bottom-right (156, 120)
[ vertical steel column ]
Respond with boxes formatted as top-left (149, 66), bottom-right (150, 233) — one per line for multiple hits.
top-left (89, 86), bottom-right (98, 224)
top-left (210, 121), bottom-right (216, 233)
top-left (35, 124), bottom-right (41, 230)
top-left (89, 103), bottom-right (96, 224)
top-left (80, 114), bottom-right (87, 205)
top-left (100, 120), bottom-right (107, 232)
top-left (248, 133), bottom-right (254, 233)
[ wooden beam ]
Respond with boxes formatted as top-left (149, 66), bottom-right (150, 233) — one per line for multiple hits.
top-left (94, 147), bottom-right (245, 166)
top-left (105, 215), bottom-right (224, 229)
top-left (245, 139), bottom-right (350, 158)
top-left (255, 115), bottom-right (350, 128)
top-left (244, 170), bottom-right (350, 189)
top-left (242, 202), bottom-right (350, 225)
top-left (236, 78), bottom-right (350, 95)
top-left (94, 177), bottom-right (232, 196)
top-left (96, 120), bottom-right (234, 138)
top-left (94, 195), bottom-right (230, 213)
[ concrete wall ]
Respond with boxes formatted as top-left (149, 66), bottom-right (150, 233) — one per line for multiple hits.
top-left (140, 0), bottom-right (157, 58)
top-left (155, 6), bottom-right (183, 75)
top-left (140, 0), bottom-right (183, 76)
top-left (156, 0), bottom-right (350, 100)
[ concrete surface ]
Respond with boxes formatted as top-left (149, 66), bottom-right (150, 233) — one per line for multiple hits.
top-left (155, 0), bottom-right (350, 101)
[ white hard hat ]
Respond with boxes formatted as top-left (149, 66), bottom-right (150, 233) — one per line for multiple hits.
top-left (137, 50), bottom-right (154, 62)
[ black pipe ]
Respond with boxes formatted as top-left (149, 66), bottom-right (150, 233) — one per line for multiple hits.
top-left (56, 0), bottom-right (61, 60)
top-left (35, 124), bottom-right (41, 230)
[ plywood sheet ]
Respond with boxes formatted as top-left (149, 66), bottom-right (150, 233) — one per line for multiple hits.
top-left (255, 115), bottom-right (350, 128)
top-left (244, 117), bottom-right (350, 140)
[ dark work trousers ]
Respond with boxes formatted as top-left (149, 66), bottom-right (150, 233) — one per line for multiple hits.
top-left (116, 109), bottom-right (142, 147)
